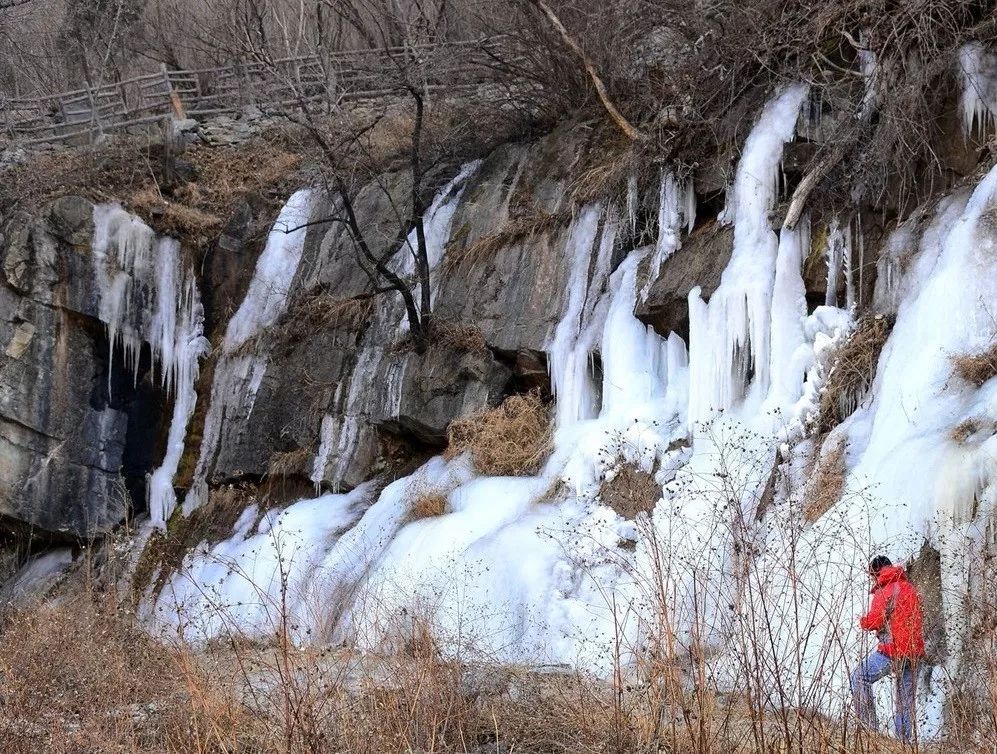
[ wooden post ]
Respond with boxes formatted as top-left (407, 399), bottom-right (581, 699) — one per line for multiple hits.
top-left (162, 63), bottom-right (186, 119)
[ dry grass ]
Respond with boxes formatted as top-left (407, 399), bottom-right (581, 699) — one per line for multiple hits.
top-left (4, 542), bottom-right (997, 754)
top-left (804, 436), bottom-right (847, 523)
top-left (0, 587), bottom-right (244, 754)
top-left (178, 142), bottom-right (301, 216)
top-left (0, 137), bottom-right (301, 221)
top-left (267, 445), bottom-right (314, 480)
top-left (445, 391), bottom-right (552, 476)
top-left (444, 208), bottom-right (568, 272)
top-left (951, 417), bottom-right (991, 444)
top-left (406, 491), bottom-right (450, 522)
top-left (0, 588), bottom-right (960, 754)
top-left (568, 129), bottom-right (645, 206)
top-left (598, 461), bottom-right (661, 519)
top-left (953, 343), bottom-right (997, 387)
top-left (815, 315), bottom-right (894, 435)
top-left (392, 317), bottom-right (491, 356)
top-left (431, 319), bottom-right (490, 355)
top-left (127, 186), bottom-right (222, 238)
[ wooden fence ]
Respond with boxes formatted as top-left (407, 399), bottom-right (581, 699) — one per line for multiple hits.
top-left (0, 38), bottom-right (511, 146)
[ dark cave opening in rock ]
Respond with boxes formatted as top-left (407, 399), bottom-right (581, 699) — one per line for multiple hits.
top-left (88, 330), bottom-right (171, 520)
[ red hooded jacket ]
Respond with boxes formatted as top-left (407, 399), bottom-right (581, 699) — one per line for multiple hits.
top-left (859, 565), bottom-right (925, 659)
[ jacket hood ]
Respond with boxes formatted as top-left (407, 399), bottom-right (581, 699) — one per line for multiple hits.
top-left (873, 565), bottom-right (907, 591)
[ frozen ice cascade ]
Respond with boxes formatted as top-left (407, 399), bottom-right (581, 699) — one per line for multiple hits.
top-left (181, 189), bottom-right (316, 515)
top-left (91, 205), bottom-right (210, 525)
top-left (143, 75), bottom-right (997, 739)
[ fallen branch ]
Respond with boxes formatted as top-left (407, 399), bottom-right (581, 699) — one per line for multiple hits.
top-left (527, 0), bottom-right (645, 142)
top-left (783, 143), bottom-right (848, 230)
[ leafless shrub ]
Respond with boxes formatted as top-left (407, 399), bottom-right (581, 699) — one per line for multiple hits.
top-left (598, 461), bottom-right (661, 519)
top-left (953, 342), bottom-right (997, 387)
top-left (816, 314), bottom-right (894, 435)
top-left (446, 391), bottom-right (552, 476)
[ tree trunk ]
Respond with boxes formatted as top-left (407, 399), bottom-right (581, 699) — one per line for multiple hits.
top-left (409, 88), bottom-right (432, 348)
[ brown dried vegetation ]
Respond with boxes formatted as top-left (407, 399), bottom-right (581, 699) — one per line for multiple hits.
top-left (951, 417), bottom-right (989, 444)
top-left (953, 342), bottom-right (997, 387)
top-left (267, 445), bottom-right (314, 480)
top-left (815, 315), bottom-right (894, 435)
top-left (598, 462), bottom-right (661, 519)
top-left (127, 186), bottom-right (222, 238)
top-left (804, 436), bottom-right (847, 523)
top-left (406, 492), bottom-right (450, 522)
top-left (0, 589), bottom-right (244, 754)
top-left (446, 391), bottom-right (552, 476)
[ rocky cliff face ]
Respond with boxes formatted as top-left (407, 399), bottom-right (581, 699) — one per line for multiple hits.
top-left (3, 71), bottom-right (997, 735)
top-left (0, 107), bottom-right (987, 540)
top-left (1, 197), bottom-right (134, 539)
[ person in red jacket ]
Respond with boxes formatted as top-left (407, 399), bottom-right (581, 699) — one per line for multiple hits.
top-left (850, 555), bottom-right (926, 742)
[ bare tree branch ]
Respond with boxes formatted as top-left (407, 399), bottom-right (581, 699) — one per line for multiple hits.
top-left (523, 0), bottom-right (645, 142)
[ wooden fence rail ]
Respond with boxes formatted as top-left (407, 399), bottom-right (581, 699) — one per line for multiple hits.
top-left (0, 38), bottom-right (512, 146)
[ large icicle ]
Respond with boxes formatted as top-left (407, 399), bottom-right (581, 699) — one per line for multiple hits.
top-left (640, 172), bottom-right (694, 302)
top-left (91, 205), bottom-right (209, 525)
top-left (687, 84), bottom-right (809, 427)
top-left (764, 218), bottom-right (810, 413)
top-left (546, 204), bottom-right (613, 429)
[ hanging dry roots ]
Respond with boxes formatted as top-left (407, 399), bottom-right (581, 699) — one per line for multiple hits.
top-left (816, 315), bottom-right (894, 435)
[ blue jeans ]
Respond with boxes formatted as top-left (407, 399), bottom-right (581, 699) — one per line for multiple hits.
top-left (850, 650), bottom-right (916, 742)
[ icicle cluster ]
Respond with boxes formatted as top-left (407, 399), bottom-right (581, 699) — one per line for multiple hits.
top-left (91, 205), bottom-right (210, 524)
top-left (959, 42), bottom-right (997, 137)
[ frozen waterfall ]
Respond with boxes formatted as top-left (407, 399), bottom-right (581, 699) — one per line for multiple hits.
top-left (140, 71), bottom-right (997, 741)
top-left (91, 205), bottom-right (209, 525)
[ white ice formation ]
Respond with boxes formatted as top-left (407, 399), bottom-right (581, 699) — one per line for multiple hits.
top-left (91, 205), bottom-right (210, 524)
top-left (138, 51), bottom-right (997, 741)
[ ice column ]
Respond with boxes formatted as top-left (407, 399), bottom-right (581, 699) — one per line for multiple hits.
top-left (765, 218), bottom-right (810, 413)
top-left (687, 84), bottom-right (809, 427)
top-left (547, 205), bottom-right (615, 429)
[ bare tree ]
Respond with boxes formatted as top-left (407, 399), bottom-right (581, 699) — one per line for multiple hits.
top-left (206, 0), bottom-right (504, 350)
